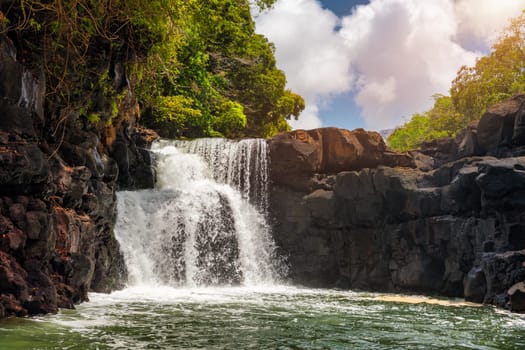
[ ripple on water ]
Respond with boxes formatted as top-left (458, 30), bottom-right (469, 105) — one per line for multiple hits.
top-left (1, 287), bottom-right (524, 350)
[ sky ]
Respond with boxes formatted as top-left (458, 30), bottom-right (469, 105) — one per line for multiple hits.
top-left (253, 0), bottom-right (525, 131)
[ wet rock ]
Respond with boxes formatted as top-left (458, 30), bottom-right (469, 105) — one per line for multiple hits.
top-left (0, 294), bottom-right (27, 317)
top-left (464, 267), bottom-right (487, 303)
top-left (25, 211), bottom-right (47, 240)
top-left (304, 189), bottom-right (335, 223)
top-left (23, 262), bottom-right (58, 315)
top-left (110, 126), bottom-right (156, 190)
top-left (508, 282), bottom-right (525, 312)
top-left (65, 253), bottom-right (94, 303)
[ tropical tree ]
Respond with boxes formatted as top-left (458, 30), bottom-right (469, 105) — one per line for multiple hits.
top-left (451, 10), bottom-right (525, 120)
top-left (388, 10), bottom-right (525, 151)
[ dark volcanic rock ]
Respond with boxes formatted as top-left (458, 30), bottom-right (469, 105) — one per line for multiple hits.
top-left (477, 96), bottom-right (525, 154)
top-left (110, 125), bottom-right (157, 190)
top-left (508, 282), bottom-right (525, 312)
top-left (269, 121), bottom-right (525, 311)
top-left (0, 33), bottom-right (158, 318)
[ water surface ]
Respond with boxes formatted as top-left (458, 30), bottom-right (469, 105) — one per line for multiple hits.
top-left (1, 286), bottom-right (524, 349)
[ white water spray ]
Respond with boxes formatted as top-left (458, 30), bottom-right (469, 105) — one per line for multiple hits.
top-left (115, 138), bottom-right (283, 287)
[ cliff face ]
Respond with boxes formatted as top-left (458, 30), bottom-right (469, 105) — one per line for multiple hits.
top-left (0, 35), bottom-right (155, 318)
top-left (268, 97), bottom-right (525, 312)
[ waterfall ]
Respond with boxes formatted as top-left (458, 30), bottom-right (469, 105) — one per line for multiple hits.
top-left (168, 138), bottom-right (269, 211)
top-left (115, 138), bottom-right (283, 287)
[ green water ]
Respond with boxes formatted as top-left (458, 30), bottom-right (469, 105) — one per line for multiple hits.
top-left (1, 286), bottom-right (524, 349)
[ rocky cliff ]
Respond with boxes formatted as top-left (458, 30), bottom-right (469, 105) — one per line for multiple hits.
top-left (268, 97), bottom-right (525, 312)
top-left (0, 35), bottom-right (155, 318)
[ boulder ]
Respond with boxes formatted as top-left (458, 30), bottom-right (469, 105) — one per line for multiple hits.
top-left (508, 282), bottom-right (525, 312)
top-left (269, 127), bottom-right (414, 190)
top-left (477, 95), bottom-right (525, 154)
top-left (512, 102), bottom-right (525, 145)
top-left (420, 137), bottom-right (457, 165)
top-left (464, 267), bottom-right (487, 303)
top-left (456, 121), bottom-right (480, 158)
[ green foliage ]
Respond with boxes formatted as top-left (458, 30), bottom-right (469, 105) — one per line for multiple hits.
top-left (388, 11), bottom-right (525, 152)
top-left (87, 113), bottom-right (101, 123)
top-left (211, 101), bottom-right (247, 138)
top-left (388, 114), bottom-right (431, 152)
top-left (137, 0), bottom-right (305, 138)
top-left (2, 0), bottom-right (301, 139)
top-left (451, 11), bottom-right (525, 120)
top-left (146, 96), bottom-right (202, 139)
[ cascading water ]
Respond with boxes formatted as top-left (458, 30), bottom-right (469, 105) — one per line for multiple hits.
top-left (114, 138), bottom-right (283, 287)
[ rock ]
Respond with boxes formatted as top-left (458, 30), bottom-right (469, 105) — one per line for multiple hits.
top-left (456, 121), bottom-right (480, 158)
top-left (25, 211), bottom-right (47, 240)
top-left (0, 34), bottom-right (134, 319)
top-left (0, 251), bottom-right (29, 301)
top-left (304, 189), bottom-right (335, 223)
top-left (464, 267), bottom-right (487, 303)
top-left (508, 282), bottom-right (525, 312)
top-left (0, 142), bottom-right (49, 192)
top-left (23, 263), bottom-right (58, 315)
top-left (268, 109), bottom-right (525, 311)
top-left (475, 158), bottom-right (525, 204)
top-left (132, 126), bottom-right (159, 148)
top-left (269, 127), bottom-right (412, 191)
top-left (110, 126), bottom-right (155, 190)
top-left (420, 137), bottom-right (457, 166)
top-left (477, 95), bottom-right (525, 154)
top-left (69, 253), bottom-right (94, 290)
top-left (0, 294), bottom-right (27, 317)
top-left (512, 101), bottom-right (525, 145)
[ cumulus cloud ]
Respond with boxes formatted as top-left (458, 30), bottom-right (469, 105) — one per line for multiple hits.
top-left (340, 0), bottom-right (482, 129)
top-left (455, 0), bottom-right (525, 51)
top-left (255, 0), bottom-right (352, 129)
top-left (255, 0), bottom-right (525, 130)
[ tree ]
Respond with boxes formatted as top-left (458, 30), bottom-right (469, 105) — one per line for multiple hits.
top-left (451, 10), bottom-right (525, 120)
top-left (2, 0), bottom-right (303, 139)
top-left (388, 114), bottom-right (431, 152)
top-left (388, 10), bottom-right (525, 151)
top-left (138, 0), bottom-right (305, 138)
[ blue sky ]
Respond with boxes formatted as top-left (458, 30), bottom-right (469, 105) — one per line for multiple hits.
top-left (255, 0), bottom-right (525, 131)
top-left (320, 0), bottom-right (369, 17)
top-left (318, 0), bottom-right (369, 130)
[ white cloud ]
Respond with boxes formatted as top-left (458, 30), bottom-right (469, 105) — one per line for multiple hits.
top-left (340, 0), bottom-right (482, 129)
top-left (288, 104), bottom-right (323, 129)
top-left (455, 0), bottom-right (525, 50)
top-left (255, 0), bottom-right (352, 129)
top-left (255, 0), bottom-right (525, 131)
